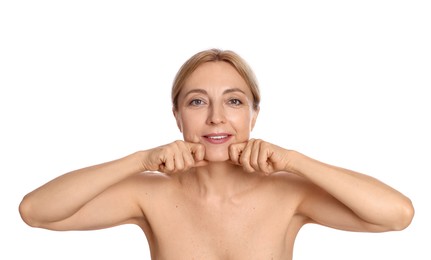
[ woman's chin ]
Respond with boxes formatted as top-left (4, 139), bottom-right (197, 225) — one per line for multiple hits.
top-left (204, 151), bottom-right (229, 162)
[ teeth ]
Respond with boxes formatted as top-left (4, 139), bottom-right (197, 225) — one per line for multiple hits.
top-left (208, 135), bottom-right (228, 140)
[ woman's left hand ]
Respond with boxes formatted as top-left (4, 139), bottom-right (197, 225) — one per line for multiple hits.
top-left (229, 139), bottom-right (292, 175)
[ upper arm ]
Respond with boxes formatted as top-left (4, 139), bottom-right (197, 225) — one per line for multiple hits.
top-left (294, 177), bottom-right (389, 232)
top-left (44, 175), bottom-right (145, 231)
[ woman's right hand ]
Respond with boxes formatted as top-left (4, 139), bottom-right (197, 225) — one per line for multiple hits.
top-left (141, 140), bottom-right (207, 174)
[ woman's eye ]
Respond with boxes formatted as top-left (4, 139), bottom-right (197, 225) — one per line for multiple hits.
top-left (228, 99), bottom-right (243, 106)
top-left (189, 99), bottom-right (204, 106)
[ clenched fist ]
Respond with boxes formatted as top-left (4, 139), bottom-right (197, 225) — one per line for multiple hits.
top-left (141, 140), bottom-right (207, 174)
top-left (229, 139), bottom-right (292, 175)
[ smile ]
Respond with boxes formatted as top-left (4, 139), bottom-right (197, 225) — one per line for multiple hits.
top-left (203, 134), bottom-right (232, 144)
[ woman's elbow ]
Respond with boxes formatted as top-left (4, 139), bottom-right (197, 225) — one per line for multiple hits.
top-left (391, 197), bottom-right (415, 231)
top-left (19, 195), bottom-right (42, 228)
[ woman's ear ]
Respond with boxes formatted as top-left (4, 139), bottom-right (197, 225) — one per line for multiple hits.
top-left (251, 106), bottom-right (260, 131)
top-left (172, 108), bottom-right (183, 133)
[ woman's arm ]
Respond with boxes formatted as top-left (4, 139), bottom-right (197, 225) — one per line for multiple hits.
top-left (229, 139), bottom-right (415, 232)
top-left (19, 152), bottom-right (145, 228)
top-left (19, 140), bottom-right (205, 230)
top-left (288, 151), bottom-right (414, 231)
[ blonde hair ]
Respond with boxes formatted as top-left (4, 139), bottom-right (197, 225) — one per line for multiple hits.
top-left (171, 48), bottom-right (260, 111)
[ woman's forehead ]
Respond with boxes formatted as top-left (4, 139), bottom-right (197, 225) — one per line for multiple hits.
top-left (181, 62), bottom-right (251, 95)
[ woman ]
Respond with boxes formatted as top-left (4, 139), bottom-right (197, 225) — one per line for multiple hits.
top-left (19, 49), bottom-right (414, 259)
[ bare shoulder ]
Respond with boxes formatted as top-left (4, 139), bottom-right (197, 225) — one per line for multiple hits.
top-left (251, 172), bottom-right (314, 212)
top-left (127, 171), bottom-right (186, 204)
top-left (262, 172), bottom-right (322, 217)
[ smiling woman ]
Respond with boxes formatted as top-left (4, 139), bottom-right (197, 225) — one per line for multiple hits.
top-left (19, 48), bottom-right (414, 260)
top-left (173, 56), bottom-right (259, 162)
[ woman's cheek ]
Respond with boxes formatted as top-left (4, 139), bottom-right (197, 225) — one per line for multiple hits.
top-left (182, 130), bottom-right (200, 143)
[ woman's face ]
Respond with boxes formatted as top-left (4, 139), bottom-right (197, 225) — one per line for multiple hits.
top-left (174, 61), bottom-right (259, 162)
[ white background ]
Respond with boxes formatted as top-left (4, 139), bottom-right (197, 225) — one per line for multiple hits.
top-left (1, 1), bottom-right (430, 259)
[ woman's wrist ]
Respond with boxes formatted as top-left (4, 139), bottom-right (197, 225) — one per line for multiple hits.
top-left (284, 150), bottom-right (306, 176)
top-left (130, 150), bottom-right (149, 173)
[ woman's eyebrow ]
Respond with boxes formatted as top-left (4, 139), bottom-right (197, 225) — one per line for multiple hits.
top-left (184, 89), bottom-right (208, 97)
top-left (184, 88), bottom-right (246, 97)
top-left (223, 88), bottom-right (246, 95)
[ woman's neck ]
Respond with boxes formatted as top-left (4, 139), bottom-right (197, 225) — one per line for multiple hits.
top-left (181, 161), bottom-right (259, 201)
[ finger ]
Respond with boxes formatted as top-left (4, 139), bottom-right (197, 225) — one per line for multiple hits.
top-left (249, 139), bottom-right (262, 171)
top-left (194, 159), bottom-right (209, 167)
top-left (163, 155), bottom-right (175, 173)
top-left (176, 141), bottom-right (192, 171)
top-left (185, 142), bottom-right (209, 169)
top-left (174, 154), bottom-right (186, 172)
top-left (189, 143), bottom-right (206, 163)
top-left (240, 139), bottom-right (256, 172)
top-left (229, 142), bottom-right (246, 165)
top-left (186, 142), bottom-right (206, 170)
top-left (254, 140), bottom-right (267, 173)
top-left (258, 145), bottom-right (273, 175)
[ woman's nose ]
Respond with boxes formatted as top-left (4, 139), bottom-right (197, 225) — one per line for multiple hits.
top-left (207, 104), bottom-right (226, 125)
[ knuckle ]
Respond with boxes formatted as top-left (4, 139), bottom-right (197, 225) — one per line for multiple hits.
top-left (258, 160), bottom-right (267, 169)
top-left (185, 159), bottom-right (194, 168)
top-left (197, 143), bottom-right (205, 151)
top-left (251, 161), bottom-right (259, 169)
top-left (246, 166), bottom-right (255, 173)
top-left (176, 162), bottom-right (184, 170)
top-left (239, 156), bottom-right (247, 165)
top-left (174, 140), bottom-right (183, 147)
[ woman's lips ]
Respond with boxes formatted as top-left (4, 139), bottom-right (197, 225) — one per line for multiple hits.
top-left (203, 133), bottom-right (232, 144)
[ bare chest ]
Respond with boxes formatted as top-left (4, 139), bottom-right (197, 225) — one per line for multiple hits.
top-left (142, 194), bottom-right (301, 260)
